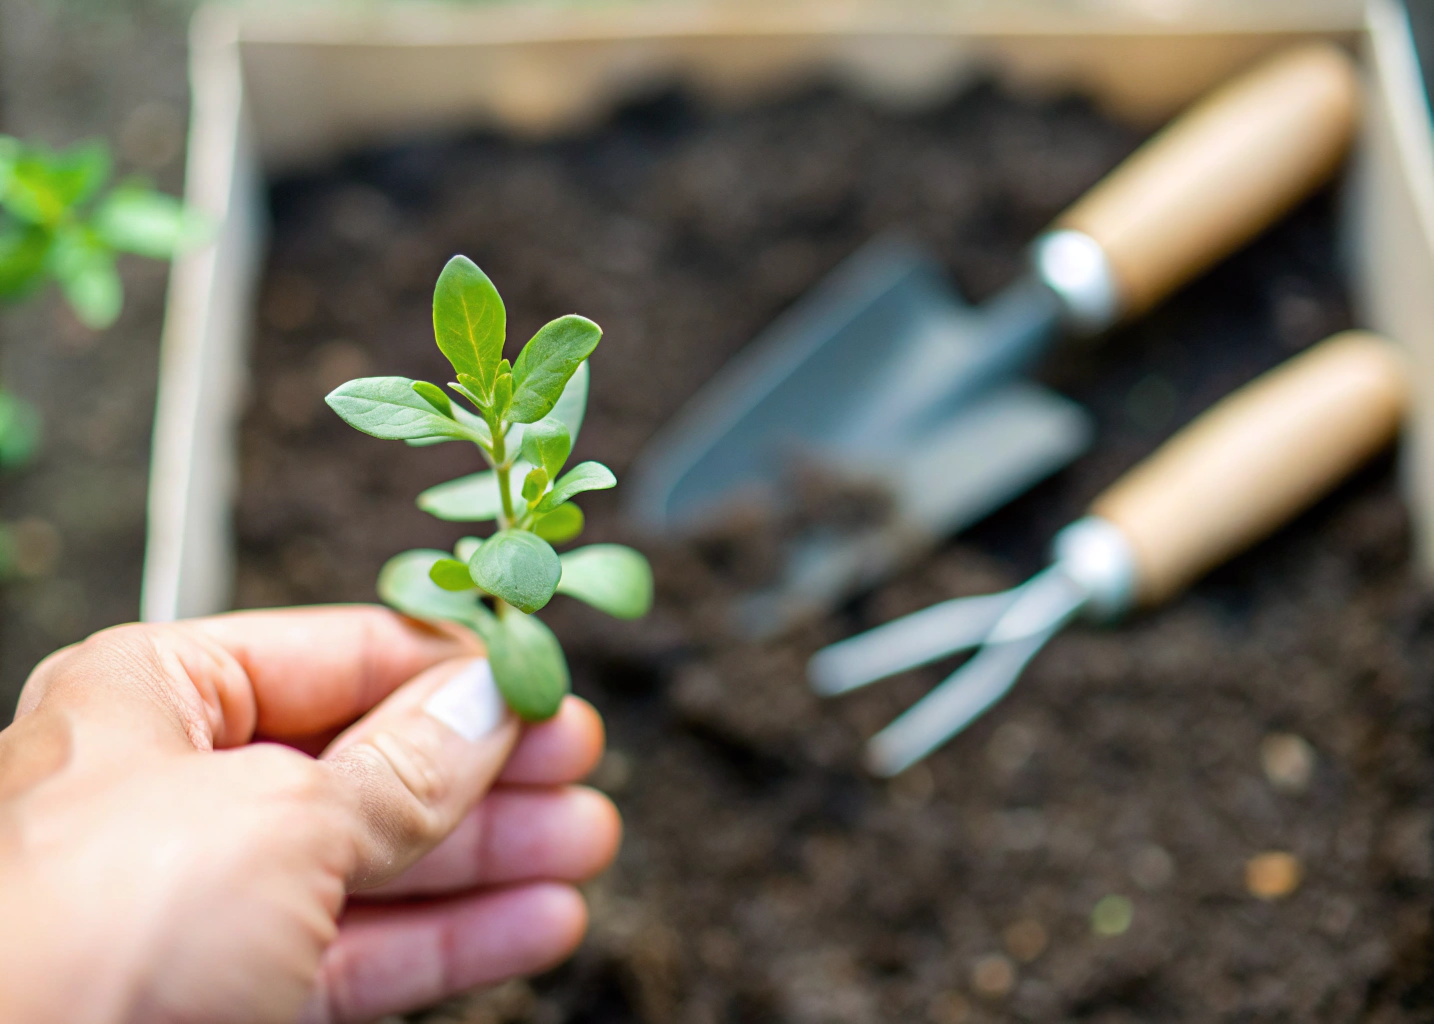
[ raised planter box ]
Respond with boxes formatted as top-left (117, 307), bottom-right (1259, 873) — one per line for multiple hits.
top-left (138, 5), bottom-right (1434, 1017)
top-left (143, 0), bottom-right (1434, 623)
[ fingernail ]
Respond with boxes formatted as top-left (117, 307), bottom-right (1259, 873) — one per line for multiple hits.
top-left (423, 658), bottom-right (508, 742)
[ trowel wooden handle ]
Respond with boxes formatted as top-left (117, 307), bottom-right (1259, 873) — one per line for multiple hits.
top-left (1056, 44), bottom-right (1359, 318)
top-left (1090, 332), bottom-right (1407, 607)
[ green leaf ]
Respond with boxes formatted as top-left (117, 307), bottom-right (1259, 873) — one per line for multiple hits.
top-left (509, 315), bottom-right (601, 423)
top-left (377, 549), bottom-right (494, 634)
top-left (411, 380), bottom-right (453, 418)
top-left (551, 359), bottom-right (589, 442)
top-left (417, 463), bottom-right (533, 522)
top-left (0, 223), bottom-right (51, 299)
top-left (468, 529), bottom-right (561, 614)
top-left (433, 255), bottom-right (504, 389)
top-left (557, 544), bottom-right (653, 619)
top-left (451, 405), bottom-right (493, 445)
top-left (452, 374), bottom-right (486, 410)
top-left (49, 140), bottom-right (112, 208)
top-left (520, 417), bottom-right (571, 480)
top-left (418, 471), bottom-right (501, 522)
top-left (492, 372), bottom-right (513, 420)
top-left (536, 461), bottom-right (616, 514)
top-left (486, 609), bottom-right (569, 721)
top-left (502, 363), bottom-right (586, 457)
top-left (521, 467), bottom-right (548, 503)
top-left (326, 377), bottom-right (482, 443)
top-left (91, 184), bottom-right (207, 258)
top-left (533, 502), bottom-right (584, 544)
top-left (2, 140), bottom-right (110, 225)
top-left (0, 389), bottom-right (42, 470)
top-left (50, 226), bottom-right (121, 329)
top-left (454, 536), bottom-right (483, 562)
top-left (429, 558), bottom-right (476, 591)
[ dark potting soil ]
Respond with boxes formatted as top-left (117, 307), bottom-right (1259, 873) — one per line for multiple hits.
top-left (237, 80), bottom-right (1434, 1022)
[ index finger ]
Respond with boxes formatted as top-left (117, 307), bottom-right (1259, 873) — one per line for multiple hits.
top-left (186, 605), bottom-right (480, 740)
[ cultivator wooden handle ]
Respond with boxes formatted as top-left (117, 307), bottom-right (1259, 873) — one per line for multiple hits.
top-left (1091, 331), bottom-right (1407, 606)
top-left (1056, 43), bottom-right (1359, 318)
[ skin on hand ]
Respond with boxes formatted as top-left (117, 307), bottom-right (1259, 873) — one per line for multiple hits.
top-left (0, 605), bottom-right (621, 1024)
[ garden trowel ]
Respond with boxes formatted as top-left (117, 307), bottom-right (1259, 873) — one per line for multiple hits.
top-left (628, 44), bottom-right (1359, 637)
top-left (809, 331), bottom-right (1407, 775)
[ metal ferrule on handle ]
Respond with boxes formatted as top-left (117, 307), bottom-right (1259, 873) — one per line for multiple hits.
top-left (1091, 331), bottom-right (1408, 607)
top-left (1032, 43), bottom-right (1358, 335)
top-left (1050, 516), bottom-right (1138, 621)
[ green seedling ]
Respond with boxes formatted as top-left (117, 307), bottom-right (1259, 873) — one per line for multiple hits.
top-left (0, 134), bottom-right (206, 329)
top-left (327, 255), bottom-right (653, 720)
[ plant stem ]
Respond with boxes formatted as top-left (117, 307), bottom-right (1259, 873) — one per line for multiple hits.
top-left (493, 597), bottom-right (510, 620)
top-left (496, 465), bottom-right (516, 527)
top-left (486, 413), bottom-right (517, 528)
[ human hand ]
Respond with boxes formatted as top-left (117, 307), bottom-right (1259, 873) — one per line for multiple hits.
top-left (0, 606), bottom-right (621, 1024)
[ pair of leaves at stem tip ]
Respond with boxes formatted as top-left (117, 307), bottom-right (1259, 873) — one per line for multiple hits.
top-left (433, 255), bottom-right (600, 424)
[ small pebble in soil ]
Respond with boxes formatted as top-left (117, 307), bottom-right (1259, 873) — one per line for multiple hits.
top-left (1247, 851), bottom-right (1304, 900)
top-left (1261, 732), bottom-right (1317, 794)
top-left (1002, 919), bottom-right (1049, 962)
top-left (970, 953), bottom-right (1017, 999)
top-left (1091, 895), bottom-right (1135, 936)
top-left (1130, 843), bottom-right (1176, 890)
top-left (926, 990), bottom-right (972, 1024)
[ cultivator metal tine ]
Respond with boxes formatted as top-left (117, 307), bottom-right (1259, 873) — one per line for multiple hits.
top-left (863, 566), bottom-right (1090, 777)
top-left (807, 588), bottom-right (1020, 696)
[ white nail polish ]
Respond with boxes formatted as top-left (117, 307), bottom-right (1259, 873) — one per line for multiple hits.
top-left (423, 659), bottom-right (507, 741)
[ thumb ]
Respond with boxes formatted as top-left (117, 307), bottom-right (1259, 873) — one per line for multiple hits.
top-left (321, 656), bottom-right (520, 890)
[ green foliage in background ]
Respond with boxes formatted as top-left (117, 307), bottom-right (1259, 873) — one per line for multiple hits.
top-left (0, 134), bottom-right (205, 581)
top-left (0, 134), bottom-right (204, 330)
top-left (327, 256), bottom-right (652, 720)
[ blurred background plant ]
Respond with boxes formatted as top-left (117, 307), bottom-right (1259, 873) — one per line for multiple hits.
top-left (0, 134), bottom-right (201, 583)
top-left (0, 0), bottom-right (205, 698)
top-left (0, 134), bottom-right (206, 330)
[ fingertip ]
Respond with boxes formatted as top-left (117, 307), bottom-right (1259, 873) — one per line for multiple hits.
top-left (501, 696), bottom-right (606, 784)
top-left (569, 786), bottom-right (623, 880)
top-left (526, 882), bottom-right (589, 966)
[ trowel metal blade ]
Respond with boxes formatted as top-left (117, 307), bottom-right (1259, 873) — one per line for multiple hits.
top-left (627, 235), bottom-right (972, 531)
top-left (734, 382), bottom-right (1093, 638)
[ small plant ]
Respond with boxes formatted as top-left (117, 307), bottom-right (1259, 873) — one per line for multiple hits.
top-left (0, 135), bottom-right (204, 581)
top-left (0, 134), bottom-right (205, 330)
top-left (326, 256), bottom-right (652, 719)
